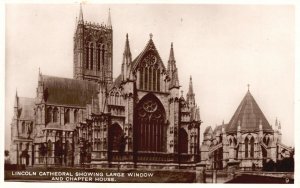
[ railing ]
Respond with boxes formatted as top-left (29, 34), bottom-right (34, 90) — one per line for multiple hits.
top-left (109, 151), bottom-right (133, 161)
top-left (109, 151), bottom-right (196, 163)
top-left (136, 152), bottom-right (175, 163)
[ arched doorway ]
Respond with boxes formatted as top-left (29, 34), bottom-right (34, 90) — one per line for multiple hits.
top-left (179, 128), bottom-right (188, 153)
top-left (108, 123), bottom-right (123, 151)
top-left (135, 93), bottom-right (166, 152)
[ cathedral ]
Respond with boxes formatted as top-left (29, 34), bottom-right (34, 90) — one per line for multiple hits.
top-left (200, 87), bottom-right (293, 170)
top-left (9, 6), bottom-right (202, 169)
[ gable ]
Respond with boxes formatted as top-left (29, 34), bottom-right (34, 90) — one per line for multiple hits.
top-left (132, 39), bottom-right (166, 72)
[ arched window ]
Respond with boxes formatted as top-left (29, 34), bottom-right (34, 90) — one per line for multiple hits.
top-left (157, 69), bottom-right (160, 91)
top-left (135, 93), bottom-right (166, 152)
top-left (140, 67), bottom-right (144, 90)
top-left (53, 107), bottom-right (58, 123)
top-left (74, 110), bottom-right (78, 123)
top-left (64, 109), bottom-right (70, 124)
top-left (90, 43), bottom-right (93, 70)
top-left (115, 92), bottom-right (119, 105)
top-left (245, 137), bottom-right (249, 158)
top-left (149, 67), bottom-right (152, 90)
top-left (22, 122), bottom-right (26, 133)
top-left (235, 145), bottom-right (239, 159)
top-left (179, 128), bottom-right (188, 153)
top-left (108, 124), bottom-right (123, 151)
top-left (263, 135), bottom-right (269, 146)
top-left (46, 107), bottom-right (52, 124)
top-left (229, 138), bottom-right (232, 146)
top-left (153, 68), bottom-right (157, 91)
top-left (250, 137), bottom-right (255, 158)
top-left (97, 45), bottom-right (101, 71)
top-left (144, 67), bottom-right (148, 90)
top-left (101, 47), bottom-right (105, 65)
top-left (86, 46), bottom-right (89, 69)
top-left (37, 107), bottom-right (41, 124)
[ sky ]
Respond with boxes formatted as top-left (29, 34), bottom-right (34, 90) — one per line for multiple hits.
top-left (4, 4), bottom-right (295, 149)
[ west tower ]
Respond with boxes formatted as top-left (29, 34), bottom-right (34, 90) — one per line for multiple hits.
top-left (73, 5), bottom-right (113, 84)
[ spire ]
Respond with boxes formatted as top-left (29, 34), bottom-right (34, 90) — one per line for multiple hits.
top-left (169, 42), bottom-right (175, 62)
top-left (186, 76), bottom-right (195, 106)
top-left (107, 8), bottom-right (112, 29)
top-left (38, 68), bottom-right (43, 84)
top-left (275, 118), bottom-right (278, 127)
top-left (78, 3), bottom-right (84, 24)
top-left (122, 34), bottom-right (132, 81)
top-left (74, 16), bottom-right (78, 33)
top-left (14, 89), bottom-right (18, 108)
top-left (167, 42), bottom-right (179, 89)
top-left (188, 76), bottom-right (194, 94)
top-left (123, 33), bottom-right (131, 57)
top-left (168, 42), bottom-right (175, 71)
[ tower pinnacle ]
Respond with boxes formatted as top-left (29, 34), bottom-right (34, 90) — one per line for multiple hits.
top-left (78, 3), bottom-right (84, 23)
top-left (122, 33), bottom-right (132, 81)
top-left (107, 8), bottom-right (112, 29)
top-left (167, 42), bottom-right (179, 89)
top-left (186, 75), bottom-right (195, 106)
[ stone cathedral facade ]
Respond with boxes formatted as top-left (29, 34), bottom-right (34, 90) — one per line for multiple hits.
top-left (9, 6), bottom-right (201, 169)
top-left (200, 89), bottom-right (293, 170)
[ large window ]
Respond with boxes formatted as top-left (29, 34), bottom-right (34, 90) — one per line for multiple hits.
top-left (135, 93), bottom-right (166, 152)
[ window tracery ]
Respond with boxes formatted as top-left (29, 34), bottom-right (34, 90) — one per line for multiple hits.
top-left (136, 94), bottom-right (166, 152)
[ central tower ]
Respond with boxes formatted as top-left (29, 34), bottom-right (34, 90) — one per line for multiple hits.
top-left (73, 6), bottom-right (113, 84)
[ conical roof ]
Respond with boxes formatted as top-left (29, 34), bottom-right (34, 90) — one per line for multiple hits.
top-left (226, 90), bottom-right (273, 133)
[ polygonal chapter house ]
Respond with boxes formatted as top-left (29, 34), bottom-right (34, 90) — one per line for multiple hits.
top-left (10, 6), bottom-right (201, 169)
top-left (200, 89), bottom-right (293, 170)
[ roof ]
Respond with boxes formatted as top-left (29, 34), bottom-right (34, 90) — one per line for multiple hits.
top-left (226, 90), bottom-right (273, 133)
top-left (42, 75), bottom-right (99, 107)
top-left (213, 124), bottom-right (224, 134)
top-left (109, 74), bottom-right (122, 90)
top-left (204, 126), bottom-right (212, 134)
top-left (18, 97), bottom-right (35, 120)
